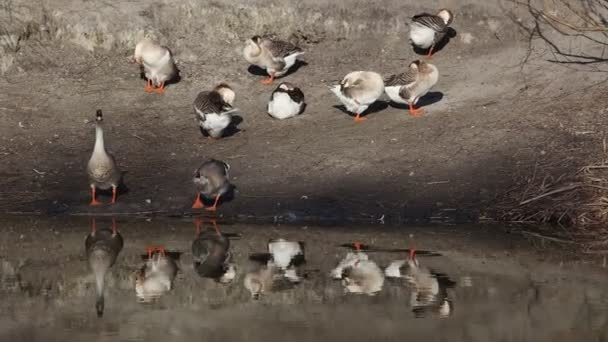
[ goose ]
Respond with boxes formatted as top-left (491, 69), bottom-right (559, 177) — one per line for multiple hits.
top-left (243, 261), bottom-right (298, 299)
top-left (384, 60), bottom-right (439, 116)
top-left (409, 9), bottom-right (454, 57)
top-left (340, 259), bottom-right (385, 295)
top-left (267, 82), bottom-right (305, 119)
top-left (133, 38), bottom-right (178, 93)
top-left (243, 35), bottom-right (304, 84)
top-left (85, 218), bottom-right (123, 317)
top-left (192, 218), bottom-right (235, 283)
top-left (134, 246), bottom-right (178, 302)
top-left (330, 71), bottom-right (385, 122)
top-left (193, 83), bottom-right (238, 139)
top-left (192, 159), bottom-right (232, 211)
top-left (86, 109), bottom-right (122, 205)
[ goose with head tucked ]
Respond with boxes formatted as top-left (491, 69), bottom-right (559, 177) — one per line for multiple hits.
top-left (409, 9), bottom-right (454, 58)
top-left (243, 35), bottom-right (304, 85)
top-left (192, 159), bottom-right (232, 211)
top-left (193, 83), bottom-right (238, 139)
top-left (267, 82), bottom-right (305, 119)
top-left (330, 71), bottom-right (385, 123)
top-left (85, 218), bottom-right (123, 317)
top-left (384, 60), bottom-right (439, 117)
top-left (86, 109), bottom-right (122, 205)
top-left (133, 38), bottom-right (178, 94)
top-left (134, 246), bottom-right (178, 302)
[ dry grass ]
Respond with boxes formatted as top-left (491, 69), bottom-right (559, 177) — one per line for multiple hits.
top-left (498, 138), bottom-right (608, 253)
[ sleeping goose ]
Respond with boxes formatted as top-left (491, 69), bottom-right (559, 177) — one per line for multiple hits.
top-left (134, 246), bottom-right (178, 302)
top-left (193, 83), bottom-right (238, 139)
top-left (267, 82), bottom-right (305, 119)
top-left (243, 35), bottom-right (304, 84)
top-left (133, 38), bottom-right (178, 93)
top-left (384, 60), bottom-right (439, 116)
top-left (409, 9), bottom-right (454, 58)
top-left (192, 159), bottom-right (232, 211)
top-left (330, 71), bottom-right (385, 122)
top-left (86, 110), bottom-right (122, 205)
top-left (85, 218), bottom-right (123, 317)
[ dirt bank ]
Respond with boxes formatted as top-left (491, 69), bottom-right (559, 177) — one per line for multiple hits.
top-left (1, 0), bottom-right (607, 224)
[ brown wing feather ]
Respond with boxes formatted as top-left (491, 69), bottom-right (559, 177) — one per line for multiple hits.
top-left (384, 69), bottom-right (418, 87)
top-left (261, 38), bottom-right (302, 58)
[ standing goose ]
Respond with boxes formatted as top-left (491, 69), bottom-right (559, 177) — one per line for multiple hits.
top-left (87, 110), bottom-right (122, 206)
top-left (331, 242), bottom-right (384, 295)
top-left (330, 71), bottom-right (385, 122)
top-left (267, 82), bottom-right (305, 119)
top-left (384, 60), bottom-right (439, 116)
top-left (133, 38), bottom-right (178, 94)
top-left (409, 9), bottom-right (454, 58)
top-left (192, 218), bottom-right (235, 283)
top-left (192, 159), bottom-right (232, 211)
top-left (330, 243), bottom-right (369, 279)
top-left (243, 35), bottom-right (304, 84)
top-left (85, 218), bottom-right (124, 317)
top-left (134, 246), bottom-right (178, 302)
top-left (193, 83), bottom-right (238, 139)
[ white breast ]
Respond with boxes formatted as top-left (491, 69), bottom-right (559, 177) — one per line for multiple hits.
top-left (384, 259), bottom-right (406, 278)
top-left (201, 113), bottom-right (231, 138)
top-left (268, 92), bottom-right (302, 119)
top-left (409, 22), bottom-right (436, 49)
top-left (384, 86), bottom-right (408, 104)
top-left (272, 52), bottom-right (304, 76)
top-left (330, 86), bottom-right (370, 115)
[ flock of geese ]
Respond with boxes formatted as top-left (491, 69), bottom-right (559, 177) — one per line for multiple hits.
top-left (86, 8), bottom-right (454, 210)
top-left (85, 218), bottom-right (456, 318)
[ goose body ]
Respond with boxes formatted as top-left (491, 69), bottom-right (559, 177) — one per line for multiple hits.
top-left (409, 9), bottom-right (454, 56)
top-left (192, 159), bottom-right (232, 211)
top-left (340, 259), bottom-right (385, 295)
top-left (330, 71), bottom-right (384, 122)
top-left (133, 38), bottom-right (177, 93)
top-left (193, 83), bottom-right (237, 139)
top-left (330, 251), bottom-right (369, 279)
top-left (135, 249), bottom-right (178, 302)
top-left (384, 60), bottom-right (438, 116)
top-left (192, 230), bottom-right (233, 282)
top-left (85, 220), bottom-right (123, 317)
top-left (86, 110), bottom-right (122, 205)
top-left (268, 238), bottom-right (305, 270)
top-left (267, 82), bottom-right (305, 119)
top-left (243, 35), bottom-right (304, 84)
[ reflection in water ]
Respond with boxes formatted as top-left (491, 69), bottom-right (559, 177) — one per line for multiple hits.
top-left (245, 238), bottom-right (306, 299)
top-left (191, 218), bottom-right (236, 284)
top-left (84, 218), bottom-right (123, 317)
top-left (385, 248), bottom-right (456, 317)
top-left (331, 243), bottom-right (384, 295)
top-left (135, 246), bottom-right (178, 302)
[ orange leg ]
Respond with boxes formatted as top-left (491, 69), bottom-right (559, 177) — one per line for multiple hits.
top-left (205, 194), bottom-right (221, 212)
top-left (409, 246), bottom-right (416, 260)
top-left (145, 79), bottom-right (154, 93)
top-left (111, 186), bottom-right (118, 204)
top-left (192, 193), bottom-right (204, 209)
top-left (408, 102), bottom-right (424, 117)
top-left (354, 113), bottom-right (367, 123)
top-left (426, 44), bottom-right (435, 58)
top-left (89, 186), bottom-right (102, 206)
top-left (155, 81), bottom-right (166, 94)
top-left (194, 217), bottom-right (203, 234)
top-left (261, 72), bottom-right (275, 85)
top-left (147, 246), bottom-right (154, 259)
top-left (354, 242), bottom-right (362, 251)
top-left (211, 219), bottom-right (220, 236)
top-left (157, 246), bottom-right (166, 256)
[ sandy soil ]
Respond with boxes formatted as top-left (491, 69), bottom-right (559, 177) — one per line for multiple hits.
top-left (0, 0), bottom-right (607, 223)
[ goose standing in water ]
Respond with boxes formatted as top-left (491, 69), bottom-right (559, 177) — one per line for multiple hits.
top-left (193, 83), bottom-right (238, 139)
top-left (192, 218), bottom-right (236, 283)
top-left (87, 110), bottom-right (122, 205)
top-left (133, 38), bottom-right (178, 93)
top-left (384, 60), bottom-right (439, 116)
top-left (192, 159), bottom-right (232, 211)
top-left (85, 218), bottom-right (123, 317)
top-left (134, 246), bottom-right (178, 302)
top-left (409, 9), bottom-right (454, 58)
top-left (330, 71), bottom-right (385, 122)
top-left (243, 35), bottom-right (304, 84)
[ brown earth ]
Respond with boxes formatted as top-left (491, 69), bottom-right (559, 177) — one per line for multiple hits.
top-left (0, 0), bottom-right (607, 224)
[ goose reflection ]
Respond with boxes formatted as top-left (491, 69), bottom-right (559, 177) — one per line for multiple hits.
top-left (191, 218), bottom-right (236, 284)
top-left (85, 218), bottom-right (123, 317)
top-left (385, 248), bottom-right (455, 317)
top-left (134, 246), bottom-right (178, 302)
top-left (244, 238), bottom-right (306, 299)
top-left (331, 242), bottom-right (384, 296)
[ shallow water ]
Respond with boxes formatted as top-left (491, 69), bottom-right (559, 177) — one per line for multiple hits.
top-left (1, 216), bottom-right (607, 341)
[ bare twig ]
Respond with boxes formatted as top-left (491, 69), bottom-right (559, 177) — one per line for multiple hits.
top-left (520, 183), bottom-right (582, 205)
